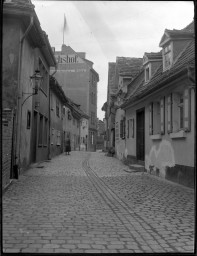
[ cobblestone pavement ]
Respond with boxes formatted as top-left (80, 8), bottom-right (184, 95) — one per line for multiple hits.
top-left (3, 151), bottom-right (195, 253)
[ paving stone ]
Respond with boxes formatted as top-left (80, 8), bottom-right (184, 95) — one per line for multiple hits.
top-left (85, 249), bottom-right (101, 253)
top-left (3, 151), bottom-right (195, 254)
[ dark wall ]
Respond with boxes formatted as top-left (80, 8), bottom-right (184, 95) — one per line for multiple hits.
top-left (3, 18), bottom-right (20, 109)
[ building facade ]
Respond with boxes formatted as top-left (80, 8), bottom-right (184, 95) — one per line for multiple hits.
top-left (51, 44), bottom-right (99, 151)
top-left (50, 76), bottom-right (88, 157)
top-left (3, 0), bottom-right (56, 189)
top-left (121, 21), bottom-right (195, 188)
top-left (103, 58), bottom-right (143, 151)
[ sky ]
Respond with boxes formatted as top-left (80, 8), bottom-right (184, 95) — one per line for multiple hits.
top-left (32, 1), bottom-right (194, 120)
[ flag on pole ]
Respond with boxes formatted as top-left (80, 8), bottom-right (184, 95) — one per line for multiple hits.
top-left (63, 14), bottom-right (66, 32)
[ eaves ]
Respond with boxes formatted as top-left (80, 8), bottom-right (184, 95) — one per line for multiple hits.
top-left (3, 3), bottom-right (56, 67)
top-left (122, 67), bottom-right (188, 110)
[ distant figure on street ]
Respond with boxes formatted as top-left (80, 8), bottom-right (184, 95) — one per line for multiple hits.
top-left (65, 135), bottom-right (71, 155)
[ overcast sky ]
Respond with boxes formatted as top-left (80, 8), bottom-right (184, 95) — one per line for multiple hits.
top-left (32, 1), bottom-right (194, 120)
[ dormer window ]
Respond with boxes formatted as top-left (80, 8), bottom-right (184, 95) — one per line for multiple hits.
top-left (163, 44), bottom-right (172, 70)
top-left (145, 66), bottom-right (150, 82)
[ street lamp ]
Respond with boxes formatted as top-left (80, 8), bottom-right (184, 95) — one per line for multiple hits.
top-left (30, 69), bottom-right (43, 94)
top-left (22, 69), bottom-right (43, 106)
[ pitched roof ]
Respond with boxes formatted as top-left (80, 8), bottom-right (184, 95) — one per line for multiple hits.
top-left (115, 57), bottom-right (143, 77)
top-left (122, 40), bottom-right (195, 108)
top-left (181, 20), bottom-right (194, 32)
top-left (143, 51), bottom-right (162, 63)
top-left (159, 21), bottom-right (194, 46)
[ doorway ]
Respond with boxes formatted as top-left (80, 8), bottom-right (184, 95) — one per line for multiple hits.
top-left (136, 108), bottom-right (145, 161)
top-left (32, 111), bottom-right (38, 162)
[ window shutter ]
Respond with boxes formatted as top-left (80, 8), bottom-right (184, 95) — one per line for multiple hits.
top-left (149, 103), bottom-right (153, 135)
top-left (183, 88), bottom-right (191, 131)
top-left (132, 119), bottom-right (135, 138)
top-left (120, 120), bottom-right (123, 138)
top-left (127, 120), bottom-right (129, 138)
top-left (160, 97), bottom-right (165, 134)
top-left (123, 118), bottom-right (125, 138)
top-left (167, 94), bottom-right (172, 133)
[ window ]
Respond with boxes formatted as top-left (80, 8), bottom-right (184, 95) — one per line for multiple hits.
top-left (38, 114), bottom-right (43, 146)
top-left (171, 92), bottom-right (185, 132)
top-left (128, 119), bottom-right (134, 138)
top-left (145, 67), bottom-right (150, 82)
top-left (120, 118), bottom-right (126, 139)
top-left (57, 130), bottom-right (61, 146)
top-left (153, 102), bottom-right (161, 134)
top-left (56, 100), bottom-right (60, 117)
top-left (68, 109), bottom-right (72, 120)
top-left (163, 44), bottom-right (172, 70)
top-left (91, 112), bottom-right (95, 125)
top-left (179, 95), bottom-right (184, 129)
top-left (149, 98), bottom-right (165, 135)
top-left (62, 106), bottom-right (65, 116)
top-left (27, 111), bottom-right (31, 129)
top-left (115, 122), bottom-right (119, 140)
top-left (91, 132), bottom-right (94, 145)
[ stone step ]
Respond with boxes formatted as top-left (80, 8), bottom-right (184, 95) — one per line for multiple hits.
top-left (129, 164), bottom-right (145, 172)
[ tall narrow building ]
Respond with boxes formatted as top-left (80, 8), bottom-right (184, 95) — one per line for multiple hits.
top-left (51, 44), bottom-right (99, 151)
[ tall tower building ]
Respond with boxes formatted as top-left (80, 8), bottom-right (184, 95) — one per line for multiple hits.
top-left (51, 44), bottom-right (99, 151)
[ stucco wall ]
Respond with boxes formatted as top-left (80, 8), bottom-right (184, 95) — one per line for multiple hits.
top-left (31, 48), bottom-right (50, 163)
top-left (125, 79), bottom-right (195, 178)
top-left (17, 31), bottom-right (35, 170)
top-left (50, 91), bottom-right (63, 158)
top-left (80, 118), bottom-right (88, 151)
top-left (54, 63), bottom-right (89, 114)
top-left (115, 108), bottom-right (126, 160)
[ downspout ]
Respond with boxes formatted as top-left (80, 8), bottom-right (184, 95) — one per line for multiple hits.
top-left (48, 66), bottom-right (57, 159)
top-left (15, 16), bottom-right (34, 173)
top-left (187, 65), bottom-right (196, 190)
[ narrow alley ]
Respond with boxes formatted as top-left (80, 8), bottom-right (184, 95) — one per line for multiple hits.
top-left (3, 151), bottom-right (195, 253)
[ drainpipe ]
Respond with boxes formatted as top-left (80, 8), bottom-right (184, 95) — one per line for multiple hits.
top-left (15, 16), bottom-right (34, 175)
top-left (48, 65), bottom-right (57, 159)
top-left (187, 65), bottom-right (196, 189)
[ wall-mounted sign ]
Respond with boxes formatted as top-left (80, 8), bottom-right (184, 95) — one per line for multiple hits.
top-left (55, 54), bottom-right (84, 64)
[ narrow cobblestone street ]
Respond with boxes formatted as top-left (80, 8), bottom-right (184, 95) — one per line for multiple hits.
top-left (3, 151), bottom-right (195, 253)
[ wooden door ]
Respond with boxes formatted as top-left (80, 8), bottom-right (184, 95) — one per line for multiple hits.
top-left (136, 109), bottom-right (145, 161)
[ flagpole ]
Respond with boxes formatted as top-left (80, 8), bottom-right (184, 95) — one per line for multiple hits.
top-left (63, 14), bottom-right (65, 45)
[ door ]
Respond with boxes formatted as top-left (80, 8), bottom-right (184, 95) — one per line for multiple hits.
top-left (32, 111), bottom-right (38, 162)
top-left (136, 108), bottom-right (145, 161)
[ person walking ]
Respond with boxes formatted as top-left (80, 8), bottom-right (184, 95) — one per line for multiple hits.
top-left (65, 135), bottom-right (71, 155)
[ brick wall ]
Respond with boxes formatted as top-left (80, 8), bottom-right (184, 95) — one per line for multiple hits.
top-left (2, 108), bottom-right (14, 190)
